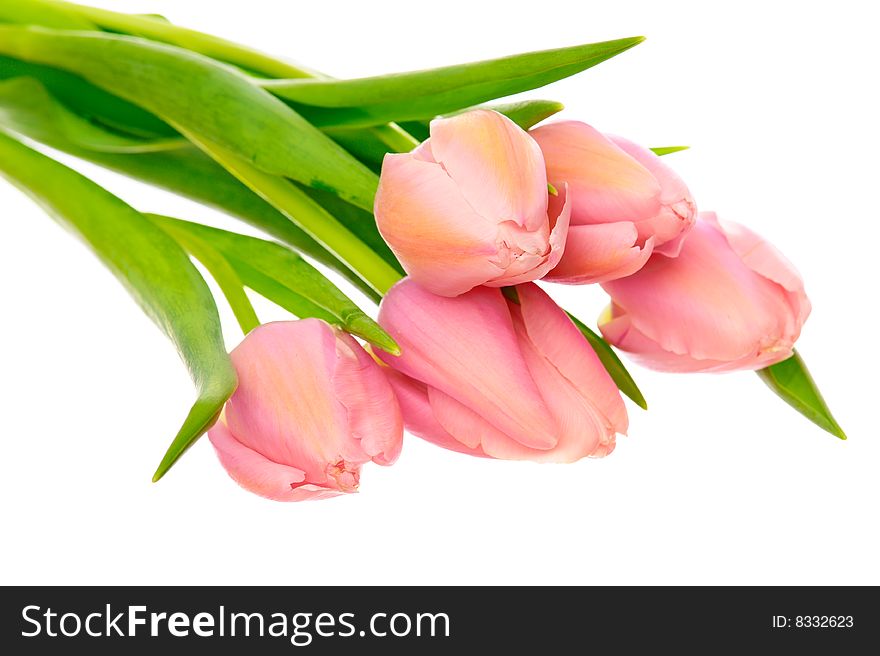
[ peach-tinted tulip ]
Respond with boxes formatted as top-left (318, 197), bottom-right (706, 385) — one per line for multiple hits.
top-left (531, 120), bottom-right (696, 283)
top-left (599, 212), bottom-right (811, 373)
top-left (208, 320), bottom-right (402, 501)
top-left (375, 110), bottom-right (570, 297)
top-left (376, 279), bottom-right (627, 461)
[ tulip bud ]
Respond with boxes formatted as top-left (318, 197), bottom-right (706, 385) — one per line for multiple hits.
top-left (376, 279), bottom-right (627, 461)
top-left (531, 120), bottom-right (696, 283)
top-left (599, 213), bottom-right (811, 372)
top-left (375, 110), bottom-right (570, 297)
top-left (208, 320), bottom-right (403, 501)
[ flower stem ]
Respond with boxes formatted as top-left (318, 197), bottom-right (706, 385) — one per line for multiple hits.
top-left (181, 128), bottom-right (402, 296)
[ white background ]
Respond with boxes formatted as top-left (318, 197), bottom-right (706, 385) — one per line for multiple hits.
top-left (1, 0), bottom-right (877, 585)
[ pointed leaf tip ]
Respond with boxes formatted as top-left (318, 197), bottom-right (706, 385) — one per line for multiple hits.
top-left (651, 145), bottom-right (690, 156)
top-left (757, 350), bottom-right (846, 441)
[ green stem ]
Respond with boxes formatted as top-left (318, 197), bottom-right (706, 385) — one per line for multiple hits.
top-left (159, 221), bottom-right (261, 334)
top-left (181, 128), bottom-right (402, 296)
top-left (47, 1), bottom-right (420, 153)
top-left (7, 0), bottom-right (414, 293)
top-left (53, 1), bottom-right (321, 78)
top-left (370, 123), bottom-right (421, 153)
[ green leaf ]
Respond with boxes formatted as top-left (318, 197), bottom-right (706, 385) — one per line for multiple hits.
top-left (154, 220), bottom-right (260, 335)
top-left (0, 25), bottom-right (379, 211)
top-left (405, 99), bottom-right (565, 142)
top-left (757, 350), bottom-right (846, 440)
top-left (262, 37), bottom-right (645, 127)
top-left (298, 184), bottom-right (404, 274)
top-left (450, 99), bottom-right (565, 130)
top-left (650, 145), bottom-right (690, 156)
top-left (0, 55), bottom-right (178, 138)
top-left (147, 215), bottom-right (399, 355)
top-left (566, 311), bottom-right (648, 409)
top-left (396, 120), bottom-right (430, 142)
top-left (53, 0), bottom-right (322, 79)
top-left (0, 129), bottom-right (237, 481)
top-left (324, 127), bottom-right (391, 172)
top-left (178, 128), bottom-right (402, 296)
top-left (0, 0), bottom-right (95, 30)
top-left (0, 76), bottom-right (381, 301)
top-left (0, 76), bottom-right (185, 153)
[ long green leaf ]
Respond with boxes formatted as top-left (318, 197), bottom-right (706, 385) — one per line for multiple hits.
top-left (448, 99), bottom-right (565, 130)
top-left (147, 215), bottom-right (399, 355)
top-left (0, 129), bottom-right (237, 481)
top-left (0, 0), bottom-right (321, 79)
top-left (298, 184), bottom-right (403, 273)
top-left (178, 128), bottom-right (402, 296)
top-left (0, 0), bottom-right (94, 30)
top-left (0, 25), bottom-right (379, 210)
top-left (0, 76), bottom-right (381, 301)
top-left (156, 220), bottom-right (260, 335)
top-left (261, 37), bottom-right (645, 127)
top-left (757, 350), bottom-right (846, 440)
top-left (0, 76), bottom-right (184, 153)
top-left (566, 311), bottom-right (648, 409)
top-left (402, 99), bottom-right (565, 143)
top-left (0, 54), bottom-right (178, 138)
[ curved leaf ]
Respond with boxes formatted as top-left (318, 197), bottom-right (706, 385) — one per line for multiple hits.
top-left (0, 129), bottom-right (236, 481)
top-left (147, 215), bottom-right (399, 355)
top-left (155, 220), bottom-right (260, 335)
top-left (566, 311), bottom-right (648, 409)
top-left (0, 25), bottom-right (379, 210)
top-left (451, 99), bottom-right (565, 130)
top-left (8, 0), bottom-right (321, 79)
top-left (403, 99), bottom-right (565, 143)
top-left (262, 37), bottom-right (645, 127)
top-left (0, 76), bottom-right (380, 301)
top-left (0, 76), bottom-right (184, 153)
top-left (0, 54), bottom-right (178, 138)
top-left (757, 350), bottom-right (846, 440)
top-left (177, 128), bottom-right (402, 296)
top-left (0, 0), bottom-right (94, 30)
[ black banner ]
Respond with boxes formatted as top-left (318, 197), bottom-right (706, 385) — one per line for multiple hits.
top-left (1, 586), bottom-right (875, 653)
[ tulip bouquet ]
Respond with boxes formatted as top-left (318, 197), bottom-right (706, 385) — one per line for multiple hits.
top-left (0, 0), bottom-right (845, 501)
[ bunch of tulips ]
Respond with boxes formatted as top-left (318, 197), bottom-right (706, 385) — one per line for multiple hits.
top-left (0, 0), bottom-right (843, 502)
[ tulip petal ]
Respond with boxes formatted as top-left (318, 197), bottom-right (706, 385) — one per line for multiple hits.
top-left (486, 184), bottom-right (572, 287)
top-left (601, 219), bottom-right (805, 368)
top-left (513, 330), bottom-right (618, 461)
top-left (375, 153), bottom-right (503, 296)
top-left (545, 222), bottom-right (654, 284)
top-left (706, 212), bottom-right (811, 351)
top-left (531, 121), bottom-right (661, 226)
top-left (599, 307), bottom-right (715, 372)
top-left (384, 369), bottom-right (487, 457)
top-left (223, 320), bottom-right (355, 484)
top-left (609, 135), bottom-right (696, 251)
top-left (333, 334), bottom-right (404, 466)
top-left (430, 386), bottom-right (553, 460)
top-left (429, 109), bottom-right (548, 231)
top-left (706, 212), bottom-right (807, 296)
top-left (600, 306), bottom-right (791, 373)
top-left (377, 280), bottom-right (559, 449)
top-left (516, 283), bottom-right (628, 435)
top-left (209, 421), bottom-right (342, 502)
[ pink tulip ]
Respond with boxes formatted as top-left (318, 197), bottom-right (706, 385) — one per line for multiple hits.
top-left (599, 212), bottom-right (811, 373)
top-left (208, 320), bottom-right (403, 501)
top-left (376, 279), bottom-right (627, 461)
top-left (531, 120), bottom-right (696, 283)
top-left (374, 110), bottom-right (570, 297)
